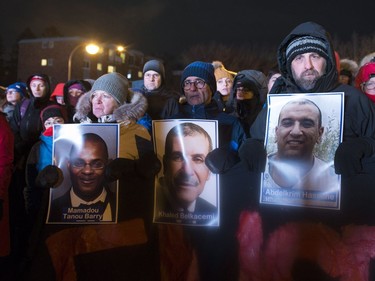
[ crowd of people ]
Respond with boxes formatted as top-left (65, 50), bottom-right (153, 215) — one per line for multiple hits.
top-left (1, 21), bottom-right (375, 280)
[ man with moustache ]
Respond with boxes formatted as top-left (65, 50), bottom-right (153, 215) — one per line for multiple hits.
top-left (155, 122), bottom-right (216, 225)
top-left (263, 98), bottom-right (339, 191)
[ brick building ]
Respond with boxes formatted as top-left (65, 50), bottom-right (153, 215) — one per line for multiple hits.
top-left (17, 37), bottom-right (149, 89)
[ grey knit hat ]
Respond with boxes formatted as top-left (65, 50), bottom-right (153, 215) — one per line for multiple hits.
top-left (143, 59), bottom-right (165, 81)
top-left (91, 72), bottom-right (129, 104)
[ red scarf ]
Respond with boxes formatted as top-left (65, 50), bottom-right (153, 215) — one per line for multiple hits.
top-left (43, 126), bottom-right (53, 137)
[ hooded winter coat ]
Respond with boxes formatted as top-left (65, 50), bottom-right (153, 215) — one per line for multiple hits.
top-left (10, 73), bottom-right (56, 165)
top-left (238, 21), bottom-right (375, 280)
top-left (230, 70), bottom-right (267, 137)
top-left (251, 22), bottom-right (375, 151)
top-left (74, 89), bottom-right (152, 159)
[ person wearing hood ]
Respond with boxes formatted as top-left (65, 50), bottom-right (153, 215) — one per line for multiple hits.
top-left (10, 74), bottom-right (55, 165)
top-left (236, 21), bottom-right (375, 280)
top-left (50, 83), bottom-right (65, 105)
top-left (63, 79), bottom-right (92, 123)
top-left (230, 70), bottom-right (267, 137)
top-left (244, 21), bottom-right (375, 180)
top-left (355, 61), bottom-right (375, 104)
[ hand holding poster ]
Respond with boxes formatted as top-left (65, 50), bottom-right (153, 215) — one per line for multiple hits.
top-left (260, 93), bottom-right (343, 209)
top-left (153, 120), bottom-right (220, 226)
top-left (46, 124), bottom-right (120, 224)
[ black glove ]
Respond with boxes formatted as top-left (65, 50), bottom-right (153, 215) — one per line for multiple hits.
top-left (135, 152), bottom-right (162, 179)
top-left (205, 147), bottom-right (240, 174)
top-left (0, 199), bottom-right (3, 220)
top-left (35, 165), bottom-right (64, 188)
top-left (238, 139), bottom-right (267, 172)
top-left (106, 153), bottom-right (162, 181)
top-left (106, 158), bottom-right (136, 182)
top-left (334, 137), bottom-right (373, 177)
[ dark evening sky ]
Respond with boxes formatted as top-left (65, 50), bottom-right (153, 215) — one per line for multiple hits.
top-left (1, 0), bottom-right (374, 57)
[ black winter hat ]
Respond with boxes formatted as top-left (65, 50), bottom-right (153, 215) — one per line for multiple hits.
top-left (286, 36), bottom-right (329, 66)
top-left (180, 61), bottom-right (216, 94)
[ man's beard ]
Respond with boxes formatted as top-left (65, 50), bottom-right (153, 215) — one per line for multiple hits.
top-left (293, 69), bottom-right (321, 91)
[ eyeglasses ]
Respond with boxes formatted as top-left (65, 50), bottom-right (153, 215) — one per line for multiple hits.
top-left (71, 159), bottom-right (106, 170)
top-left (363, 81), bottom-right (375, 90)
top-left (183, 79), bottom-right (206, 90)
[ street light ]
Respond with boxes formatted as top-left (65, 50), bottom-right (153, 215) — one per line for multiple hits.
top-left (67, 43), bottom-right (100, 81)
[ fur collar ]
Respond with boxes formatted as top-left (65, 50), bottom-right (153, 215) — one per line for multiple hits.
top-left (73, 89), bottom-right (147, 123)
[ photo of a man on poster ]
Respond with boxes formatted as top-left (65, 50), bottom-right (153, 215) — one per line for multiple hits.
top-left (261, 93), bottom-right (343, 209)
top-left (46, 124), bottom-right (119, 224)
top-left (153, 120), bottom-right (219, 226)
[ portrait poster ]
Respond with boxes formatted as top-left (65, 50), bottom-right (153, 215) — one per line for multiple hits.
top-left (46, 123), bottom-right (120, 224)
top-left (152, 119), bottom-right (220, 226)
top-left (260, 93), bottom-right (344, 210)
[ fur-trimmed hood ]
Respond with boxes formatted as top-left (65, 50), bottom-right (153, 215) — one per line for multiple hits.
top-left (73, 89), bottom-right (148, 123)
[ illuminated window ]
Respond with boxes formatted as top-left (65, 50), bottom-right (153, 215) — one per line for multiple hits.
top-left (41, 59), bottom-right (47, 66)
top-left (138, 71), bottom-right (143, 78)
top-left (120, 53), bottom-right (126, 63)
top-left (107, 65), bottom-right (116, 73)
top-left (97, 63), bottom-right (102, 71)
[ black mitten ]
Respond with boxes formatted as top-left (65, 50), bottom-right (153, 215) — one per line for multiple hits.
top-left (334, 137), bottom-right (373, 177)
top-left (35, 165), bottom-right (64, 188)
top-left (238, 139), bottom-right (267, 172)
top-left (105, 158), bottom-right (136, 182)
top-left (136, 152), bottom-right (162, 179)
top-left (205, 147), bottom-right (240, 174)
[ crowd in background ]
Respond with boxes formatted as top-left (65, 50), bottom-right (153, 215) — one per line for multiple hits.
top-left (1, 21), bottom-right (375, 281)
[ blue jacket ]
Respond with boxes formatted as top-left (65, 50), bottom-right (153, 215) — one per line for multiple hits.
top-left (172, 101), bottom-right (246, 151)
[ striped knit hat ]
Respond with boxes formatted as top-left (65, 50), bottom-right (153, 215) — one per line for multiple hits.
top-left (286, 36), bottom-right (329, 65)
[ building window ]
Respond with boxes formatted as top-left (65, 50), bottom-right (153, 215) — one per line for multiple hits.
top-left (48, 59), bottom-right (53, 66)
top-left (41, 59), bottom-right (48, 66)
top-left (42, 41), bottom-right (54, 49)
top-left (97, 63), bottom-right (102, 71)
top-left (83, 60), bottom-right (90, 69)
top-left (107, 65), bottom-right (116, 73)
top-left (137, 71), bottom-right (142, 78)
top-left (128, 55), bottom-right (135, 65)
top-left (120, 53), bottom-right (126, 64)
